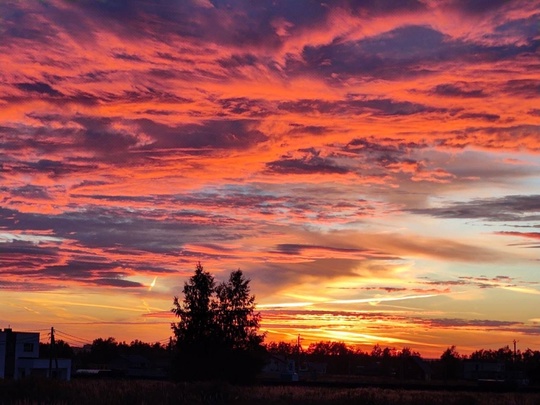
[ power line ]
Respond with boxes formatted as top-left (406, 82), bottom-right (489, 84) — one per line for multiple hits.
top-left (54, 329), bottom-right (93, 345)
top-left (0, 327), bottom-right (173, 348)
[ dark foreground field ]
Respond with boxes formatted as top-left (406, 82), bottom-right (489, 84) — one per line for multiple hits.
top-left (1, 379), bottom-right (539, 405)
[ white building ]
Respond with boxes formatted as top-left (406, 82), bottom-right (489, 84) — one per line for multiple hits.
top-left (0, 328), bottom-right (71, 380)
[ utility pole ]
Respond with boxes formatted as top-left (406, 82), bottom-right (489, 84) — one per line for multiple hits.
top-left (513, 339), bottom-right (518, 359)
top-left (49, 327), bottom-right (58, 378)
top-left (296, 334), bottom-right (303, 376)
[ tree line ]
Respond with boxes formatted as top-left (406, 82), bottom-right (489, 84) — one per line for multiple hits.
top-left (266, 341), bottom-right (540, 382)
top-left (38, 263), bottom-right (540, 384)
top-left (42, 336), bottom-right (540, 384)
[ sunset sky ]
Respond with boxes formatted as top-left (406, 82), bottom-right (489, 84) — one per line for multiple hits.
top-left (1, 0), bottom-right (539, 357)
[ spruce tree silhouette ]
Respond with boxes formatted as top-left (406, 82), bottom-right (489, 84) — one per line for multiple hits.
top-left (215, 270), bottom-right (263, 351)
top-left (171, 263), bottom-right (265, 382)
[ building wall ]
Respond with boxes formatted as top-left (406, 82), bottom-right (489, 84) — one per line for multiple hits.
top-left (0, 329), bottom-right (18, 379)
top-left (15, 332), bottom-right (39, 358)
top-left (0, 332), bottom-right (6, 378)
top-left (17, 358), bottom-right (72, 381)
top-left (0, 329), bottom-right (40, 380)
top-left (1, 329), bottom-right (71, 381)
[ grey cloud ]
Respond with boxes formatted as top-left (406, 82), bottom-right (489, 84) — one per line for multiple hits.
top-left (410, 194), bottom-right (540, 221)
top-left (449, 0), bottom-right (511, 14)
top-left (1, 114), bottom-right (138, 162)
top-left (217, 98), bottom-right (273, 118)
top-left (0, 2), bottom-right (57, 42)
top-left (70, 180), bottom-right (112, 190)
top-left (420, 274), bottom-right (533, 291)
top-left (288, 124), bottom-right (330, 136)
top-left (422, 318), bottom-right (540, 336)
top-left (78, 187), bottom-right (269, 210)
top-left (347, 0), bottom-right (426, 14)
top-left (278, 97), bottom-right (444, 117)
top-left (430, 83), bottom-right (487, 98)
top-left (65, 0), bottom-right (283, 48)
top-left (458, 112), bottom-right (500, 122)
top-left (98, 85), bottom-right (191, 104)
top-left (344, 138), bottom-right (427, 155)
top-left (0, 240), bottom-right (59, 258)
top-left (1, 158), bottom-right (98, 178)
top-left (268, 136), bottom-right (431, 180)
top-left (0, 240), bottom-right (60, 274)
top-left (93, 278), bottom-right (144, 288)
top-left (9, 185), bottom-right (51, 200)
top-left (112, 51), bottom-right (144, 62)
top-left (424, 318), bottom-right (522, 328)
top-left (136, 118), bottom-right (268, 151)
top-left (274, 244), bottom-right (367, 255)
top-left (72, 116), bottom-right (139, 157)
top-left (42, 260), bottom-right (123, 279)
top-left (217, 53), bottom-right (258, 69)
top-left (7, 115), bottom-right (268, 168)
top-left (0, 203), bottom-right (248, 257)
top-left (266, 149), bottom-right (350, 175)
top-left (493, 13), bottom-right (540, 46)
top-left (37, 258), bottom-right (144, 288)
top-left (0, 280), bottom-right (63, 291)
top-left (0, 241), bottom-right (146, 290)
top-left (296, 25), bottom-right (445, 81)
top-left (15, 82), bottom-right (63, 97)
top-left (71, 0), bottom-right (426, 46)
top-left (437, 125), bottom-right (540, 150)
top-left (137, 109), bottom-right (175, 116)
top-left (295, 24), bottom-right (536, 81)
top-left (503, 79), bottom-right (540, 99)
top-left (340, 137), bottom-right (427, 173)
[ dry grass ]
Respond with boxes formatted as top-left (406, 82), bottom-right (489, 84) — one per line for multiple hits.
top-left (0, 379), bottom-right (538, 405)
top-left (236, 385), bottom-right (539, 405)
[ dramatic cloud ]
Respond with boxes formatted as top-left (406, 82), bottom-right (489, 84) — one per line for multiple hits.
top-left (1, 0), bottom-right (539, 355)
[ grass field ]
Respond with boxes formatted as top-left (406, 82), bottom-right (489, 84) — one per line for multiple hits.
top-left (1, 379), bottom-right (539, 405)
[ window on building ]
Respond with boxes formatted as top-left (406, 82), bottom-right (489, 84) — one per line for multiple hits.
top-left (23, 343), bottom-right (34, 352)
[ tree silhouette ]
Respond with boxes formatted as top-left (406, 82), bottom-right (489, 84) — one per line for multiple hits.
top-left (307, 341), bottom-right (354, 374)
top-left (172, 263), bottom-right (217, 347)
top-left (171, 263), bottom-right (265, 382)
top-left (90, 337), bottom-right (120, 365)
top-left (440, 345), bottom-right (462, 380)
top-left (307, 341), bottom-right (351, 357)
top-left (470, 346), bottom-right (514, 362)
top-left (39, 339), bottom-right (74, 360)
top-left (215, 269), bottom-right (263, 351)
top-left (265, 341), bottom-right (297, 356)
